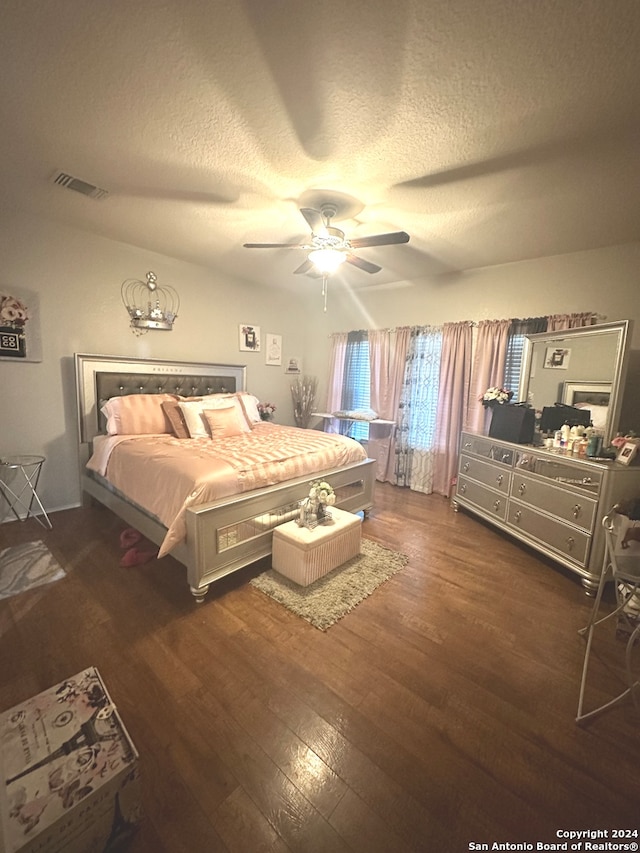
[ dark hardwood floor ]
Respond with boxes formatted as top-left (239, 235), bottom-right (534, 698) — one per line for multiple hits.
top-left (1, 483), bottom-right (639, 852)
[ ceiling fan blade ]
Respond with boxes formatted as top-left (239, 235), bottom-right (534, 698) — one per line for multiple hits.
top-left (346, 253), bottom-right (382, 274)
top-left (293, 259), bottom-right (315, 275)
top-left (349, 231), bottom-right (410, 249)
top-left (243, 242), bottom-right (305, 249)
top-left (300, 207), bottom-right (328, 237)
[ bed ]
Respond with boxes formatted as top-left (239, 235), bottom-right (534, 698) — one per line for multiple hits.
top-left (75, 353), bottom-right (375, 601)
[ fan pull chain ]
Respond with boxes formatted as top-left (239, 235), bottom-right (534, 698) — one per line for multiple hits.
top-left (322, 275), bottom-right (328, 312)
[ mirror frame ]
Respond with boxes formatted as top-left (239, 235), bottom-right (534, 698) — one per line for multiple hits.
top-left (519, 320), bottom-right (632, 446)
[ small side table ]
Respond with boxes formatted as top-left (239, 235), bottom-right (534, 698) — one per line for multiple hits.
top-left (0, 455), bottom-right (52, 529)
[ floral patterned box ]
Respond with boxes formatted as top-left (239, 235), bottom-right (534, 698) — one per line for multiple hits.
top-left (0, 668), bottom-right (141, 853)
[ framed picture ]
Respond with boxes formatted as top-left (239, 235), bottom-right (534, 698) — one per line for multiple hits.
top-left (0, 286), bottom-right (42, 363)
top-left (265, 333), bottom-right (282, 366)
top-left (239, 324), bottom-right (260, 352)
top-left (616, 441), bottom-right (638, 466)
top-left (544, 346), bottom-right (571, 370)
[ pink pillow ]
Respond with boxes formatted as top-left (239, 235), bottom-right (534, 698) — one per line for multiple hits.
top-left (203, 406), bottom-right (246, 438)
top-left (101, 393), bottom-right (176, 435)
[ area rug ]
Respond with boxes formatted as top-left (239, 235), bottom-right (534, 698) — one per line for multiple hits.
top-left (250, 538), bottom-right (408, 630)
top-left (0, 540), bottom-right (66, 600)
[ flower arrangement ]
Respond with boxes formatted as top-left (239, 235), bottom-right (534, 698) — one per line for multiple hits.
top-left (309, 480), bottom-right (336, 508)
top-left (297, 479), bottom-right (336, 528)
top-left (480, 387), bottom-right (514, 407)
top-left (0, 293), bottom-right (29, 328)
top-left (258, 402), bottom-right (276, 421)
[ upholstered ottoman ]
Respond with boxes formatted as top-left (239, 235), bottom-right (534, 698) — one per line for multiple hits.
top-left (272, 507), bottom-right (362, 586)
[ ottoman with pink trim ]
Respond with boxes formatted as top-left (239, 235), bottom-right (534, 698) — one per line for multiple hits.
top-left (272, 507), bottom-right (362, 586)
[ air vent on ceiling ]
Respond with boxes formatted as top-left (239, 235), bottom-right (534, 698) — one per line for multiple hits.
top-left (51, 171), bottom-right (109, 200)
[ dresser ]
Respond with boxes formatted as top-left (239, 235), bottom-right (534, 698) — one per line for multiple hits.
top-left (452, 431), bottom-right (640, 593)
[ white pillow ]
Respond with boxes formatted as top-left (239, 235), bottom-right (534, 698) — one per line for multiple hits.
top-left (236, 392), bottom-right (261, 426)
top-left (179, 398), bottom-right (250, 438)
top-left (577, 403), bottom-right (608, 431)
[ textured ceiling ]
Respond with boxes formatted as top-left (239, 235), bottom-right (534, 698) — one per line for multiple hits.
top-left (1, 0), bottom-right (639, 291)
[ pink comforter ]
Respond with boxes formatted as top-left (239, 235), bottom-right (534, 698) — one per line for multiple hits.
top-left (87, 422), bottom-right (367, 556)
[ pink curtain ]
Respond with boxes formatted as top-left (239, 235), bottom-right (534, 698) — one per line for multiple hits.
top-left (325, 332), bottom-right (347, 433)
top-left (368, 328), bottom-right (411, 481)
top-left (467, 319), bottom-right (511, 435)
top-left (546, 312), bottom-right (597, 331)
top-left (432, 322), bottom-right (473, 497)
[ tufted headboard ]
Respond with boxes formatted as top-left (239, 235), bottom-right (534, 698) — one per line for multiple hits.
top-left (75, 353), bottom-right (246, 444)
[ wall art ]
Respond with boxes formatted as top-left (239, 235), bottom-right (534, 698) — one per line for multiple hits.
top-left (544, 346), bottom-right (571, 370)
top-left (0, 286), bottom-right (42, 362)
top-left (239, 324), bottom-right (261, 352)
top-left (265, 333), bottom-right (282, 366)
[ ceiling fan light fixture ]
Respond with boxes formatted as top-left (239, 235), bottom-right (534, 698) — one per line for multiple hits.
top-left (307, 247), bottom-right (346, 273)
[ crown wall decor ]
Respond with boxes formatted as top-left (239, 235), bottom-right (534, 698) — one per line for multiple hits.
top-left (121, 271), bottom-right (179, 334)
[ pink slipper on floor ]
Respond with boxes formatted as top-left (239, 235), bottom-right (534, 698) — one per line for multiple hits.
top-left (119, 528), bottom-right (143, 549)
top-left (120, 546), bottom-right (158, 567)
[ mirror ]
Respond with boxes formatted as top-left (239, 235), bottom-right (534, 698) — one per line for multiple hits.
top-left (519, 320), bottom-right (632, 446)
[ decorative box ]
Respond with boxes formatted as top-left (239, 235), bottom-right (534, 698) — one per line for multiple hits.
top-left (272, 506), bottom-right (362, 586)
top-left (0, 667), bottom-right (141, 853)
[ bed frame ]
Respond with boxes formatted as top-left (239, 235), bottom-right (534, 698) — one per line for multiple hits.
top-left (75, 353), bottom-right (375, 602)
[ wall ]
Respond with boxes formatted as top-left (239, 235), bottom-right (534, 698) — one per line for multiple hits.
top-left (0, 209), bottom-right (310, 518)
top-left (303, 242), bottom-right (640, 412)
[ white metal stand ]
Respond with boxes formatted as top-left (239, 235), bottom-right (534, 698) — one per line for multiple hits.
top-left (0, 455), bottom-right (52, 530)
top-left (576, 512), bottom-right (640, 723)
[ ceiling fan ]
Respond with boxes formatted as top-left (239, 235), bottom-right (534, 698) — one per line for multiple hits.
top-left (243, 203), bottom-right (410, 277)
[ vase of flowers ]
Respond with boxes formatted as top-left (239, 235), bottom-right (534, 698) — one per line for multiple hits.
top-left (480, 387), bottom-right (514, 408)
top-left (297, 479), bottom-right (336, 528)
top-left (258, 402), bottom-right (276, 421)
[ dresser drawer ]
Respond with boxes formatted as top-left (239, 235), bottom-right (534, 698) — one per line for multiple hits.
top-left (509, 473), bottom-right (597, 533)
top-left (507, 500), bottom-right (590, 566)
top-left (514, 451), bottom-right (602, 496)
top-left (459, 454), bottom-right (510, 493)
top-left (460, 434), bottom-right (515, 468)
top-left (456, 476), bottom-right (508, 521)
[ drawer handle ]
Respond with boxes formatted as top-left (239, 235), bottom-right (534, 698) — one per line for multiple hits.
top-left (459, 483), bottom-right (467, 494)
top-left (463, 442), bottom-right (471, 449)
top-left (518, 482), bottom-right (526, 496)
top-left (513, 509), bottom-right (522, 523)
top-left (572, 504), bottom-right (582, 519)
top-left (566, 536), bottom-right (575, 551)
top-left (496, 474), bottom-right (504, 486)
top-left (493, 499), bottom-right (501, 513)
top-left (462, 462), bottom-right (470, 473)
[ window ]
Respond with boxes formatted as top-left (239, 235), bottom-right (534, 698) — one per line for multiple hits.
top-left (504, 318), bottom-right (547, 401)
top-left (341, 331), bottom-right (370, 441)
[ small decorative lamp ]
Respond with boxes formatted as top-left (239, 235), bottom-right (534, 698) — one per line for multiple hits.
top-left (121, 271), bottom-right (180, 334)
